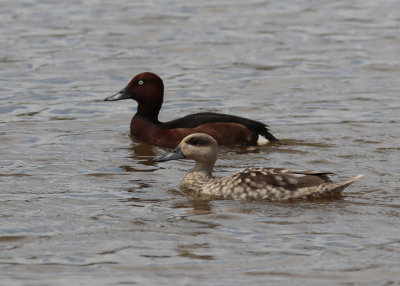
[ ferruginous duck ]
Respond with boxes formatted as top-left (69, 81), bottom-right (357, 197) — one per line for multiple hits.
top-left (105, 72), bottom-right (279, 148)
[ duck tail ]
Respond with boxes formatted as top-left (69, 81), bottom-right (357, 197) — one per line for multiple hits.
top-left (255, 128), bottom-right (280, 145)
top-left (260, 127), bottom-right (280, 142)
top-left (292, 174), bottom-right (364, 199)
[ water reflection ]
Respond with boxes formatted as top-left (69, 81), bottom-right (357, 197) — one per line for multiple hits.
top-left (118, 137), bottom-right (159, 172)
top-left (177, 243), bottom-right (215, 260)
top-left (130, 138), bottom-right (158, 162)
top-left (172, 197), bottom-right (213, 214)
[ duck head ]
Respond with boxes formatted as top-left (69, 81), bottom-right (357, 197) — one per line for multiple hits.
top-left (105, 72), bottom-right (164, 120)
top-left (153, 133), bottom-right (218, 177)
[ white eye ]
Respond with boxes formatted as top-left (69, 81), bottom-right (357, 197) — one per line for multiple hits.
top-left (138, 80), bottom-right (144, 85)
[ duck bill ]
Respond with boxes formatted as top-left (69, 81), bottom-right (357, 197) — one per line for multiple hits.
top-left (153, 146), bottom-right (186, 163)
top-left (104, 86), bottom-right (131, 101)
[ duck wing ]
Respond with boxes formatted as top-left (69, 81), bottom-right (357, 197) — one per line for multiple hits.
top-left (223, 168), bottom-right (362, 200)
top-left (233, 168), bottom-right (333, 192)
top-left (163, 112), bottom-right (278, 142)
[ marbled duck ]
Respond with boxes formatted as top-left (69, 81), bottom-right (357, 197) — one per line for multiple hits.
top-left (153, 133), bottom-right (363, 201)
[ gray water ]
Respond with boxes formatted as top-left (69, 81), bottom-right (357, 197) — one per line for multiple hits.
top-left (1, 0), bottom-right (400, 285)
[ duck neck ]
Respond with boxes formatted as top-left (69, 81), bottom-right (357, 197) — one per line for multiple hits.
top-left (136, 87), bottom-right (163, 122)
top-left (191, 161), bottom-right (215, 178)
top-left (137, 104), bottom-right (161, 122)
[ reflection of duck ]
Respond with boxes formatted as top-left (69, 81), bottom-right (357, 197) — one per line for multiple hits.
top-left (116, 139), bottom-right (159, 173)
top-left (105, 72), bottom-right (278, 148)
top-left (129, 138), bottom-right (158, 167)
top-left (153, 133), bottom-right (363, 201)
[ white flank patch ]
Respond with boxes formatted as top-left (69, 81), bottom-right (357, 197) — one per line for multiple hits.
top-left (257, 135), bottom-right (270, 145)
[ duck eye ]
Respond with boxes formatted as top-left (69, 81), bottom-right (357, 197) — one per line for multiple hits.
top-left (138, 80), bottom-right (144, 85)
top-left (188, 137), bottom-right (200, 146)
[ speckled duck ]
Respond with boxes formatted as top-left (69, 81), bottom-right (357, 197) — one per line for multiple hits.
top-left (153, 133), bottom-right (363, 201)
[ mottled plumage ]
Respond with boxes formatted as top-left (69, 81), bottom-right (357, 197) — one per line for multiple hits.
top-left (153, 133), bottom-right (363, 201)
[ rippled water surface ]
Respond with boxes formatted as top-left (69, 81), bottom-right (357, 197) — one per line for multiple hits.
top-left (1, 0), bottom-right (400, 285)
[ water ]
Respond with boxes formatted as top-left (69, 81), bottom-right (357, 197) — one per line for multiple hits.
top-left (1, 0), bottom-right (400, 285)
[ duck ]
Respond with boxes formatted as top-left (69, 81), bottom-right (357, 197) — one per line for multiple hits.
top-left (105, 72), bottom-right (278, 148)
top-left (153, 133), bottom-right (363, 201)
